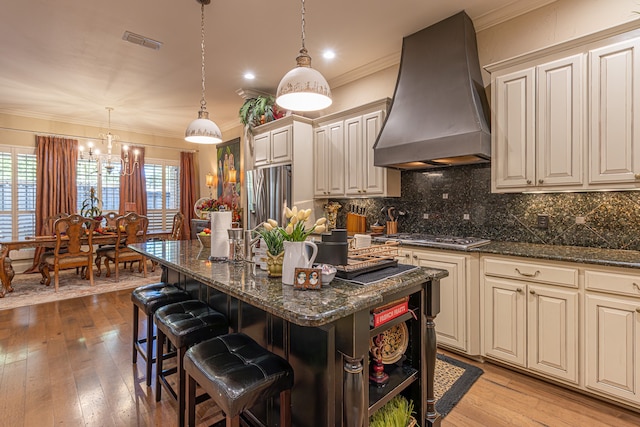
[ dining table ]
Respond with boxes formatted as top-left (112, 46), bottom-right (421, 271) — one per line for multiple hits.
top-left (0, 230), bottom-right (171, 297)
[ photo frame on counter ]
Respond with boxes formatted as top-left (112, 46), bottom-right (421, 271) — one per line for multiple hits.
top-left (294, 267), bottom-right (322, 290)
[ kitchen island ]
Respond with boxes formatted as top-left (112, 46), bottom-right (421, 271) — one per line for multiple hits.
top-left (130, 240), bottom-right (448, 427)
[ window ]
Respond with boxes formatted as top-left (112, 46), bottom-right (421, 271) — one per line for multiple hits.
top-left (145, 159), bottom-right (180, 232)
top-left (0, 146), bottom-right (36, 240)
top-left (77, 159), bottom-right (121, 215)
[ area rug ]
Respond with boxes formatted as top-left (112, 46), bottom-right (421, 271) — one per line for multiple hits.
top-left (0, 267), bottom-right (162, 310)
top-left (434, 352), bottom-right (483, 417)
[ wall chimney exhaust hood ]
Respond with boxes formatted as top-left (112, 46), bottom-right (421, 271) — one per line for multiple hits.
top-left (373, 11), bottom-right (491, 170)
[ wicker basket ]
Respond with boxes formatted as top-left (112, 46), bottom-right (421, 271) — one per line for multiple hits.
top-left (197, 233), bottom-right (211, 248)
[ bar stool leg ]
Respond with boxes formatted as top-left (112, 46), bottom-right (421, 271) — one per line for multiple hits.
top-left (178, 345), bottom-right (187, 427)
top-left (145, 313), bottom-right (154, 386)
top-left (132, 305), bottom-right (139, 364)
top-left (280, 389), bottom-right (291, 427)
top-left (155, 328), bottom-right (165, 402)
top-left (187, 374), bottom-right (197, 427)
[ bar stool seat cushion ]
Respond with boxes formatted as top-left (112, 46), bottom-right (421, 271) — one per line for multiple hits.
top-left (131, 283), bottom-right (191, 315)
top-left (155, 300), bottom-right (228, 349)
top-left (184, 333), bottom-right (294, 418)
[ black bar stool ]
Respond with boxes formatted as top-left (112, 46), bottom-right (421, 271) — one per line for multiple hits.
top-left (184, 333), bottom-right (294, 427)
top-left (131, 283), bottom-right (192, 386)
top-left (154, 300), bottom-right (228, 427)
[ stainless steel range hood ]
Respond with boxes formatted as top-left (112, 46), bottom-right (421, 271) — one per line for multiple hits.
top-left (373, 11), bottom-right (491, 170)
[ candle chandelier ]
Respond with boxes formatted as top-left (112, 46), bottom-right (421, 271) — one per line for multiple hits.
top-left (79, 107), bottom-right (140, 176)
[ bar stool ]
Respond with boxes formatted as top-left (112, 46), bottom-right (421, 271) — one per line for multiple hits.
top-left (131, 283), bottom-right (192, 386)
top-left (154, 300), bottom-right (228, 427)
top-left (184, 333), bottom-right (294, 427)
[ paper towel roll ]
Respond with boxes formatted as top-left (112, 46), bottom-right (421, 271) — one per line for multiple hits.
top-left (210, 211), bottom-right (232, 258)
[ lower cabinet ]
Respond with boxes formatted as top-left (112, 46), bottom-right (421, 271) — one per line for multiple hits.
top-left (482, 257), bottom-right (579, 384)
top-left (398, 247), bottom-right (480, 355)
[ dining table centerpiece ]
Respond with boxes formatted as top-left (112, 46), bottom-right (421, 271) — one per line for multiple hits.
top-left (278, 206), bottom-right (327, 285)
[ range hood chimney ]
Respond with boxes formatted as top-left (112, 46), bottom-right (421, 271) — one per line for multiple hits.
top-left (373, 11), bottom-right (491, 170)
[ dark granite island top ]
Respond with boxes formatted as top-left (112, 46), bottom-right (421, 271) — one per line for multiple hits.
top-left (131, 240), bottom-right (448, 327)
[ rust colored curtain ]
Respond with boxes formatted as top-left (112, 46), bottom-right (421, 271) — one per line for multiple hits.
top-left (119, 146), bottom-right (147, 215)
top-left (180, 151), bottom-right (197, 240)
top-left (25, 136), bottom-right (78, 273)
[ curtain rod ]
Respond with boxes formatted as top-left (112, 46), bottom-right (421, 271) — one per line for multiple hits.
top-left (0, 126), bottom-right (198, 153)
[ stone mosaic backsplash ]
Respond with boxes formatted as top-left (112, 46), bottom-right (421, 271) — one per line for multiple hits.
top-left (330, 164), bottom-right (640, 251)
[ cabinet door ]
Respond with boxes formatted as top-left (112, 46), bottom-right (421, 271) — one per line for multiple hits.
top-left (327, 122), bottom-right (345, 196)
top-left (254, 132), bottom-right (270, 167)
top-left (537, 55), bottom-right (583, 187)
top-left (414, 251), bottom-right (467, 352)
top-left (586, 293), bottom-right (640, 403)
top-left (362, 111), bottom-right (385, 195)
top-left (493, 68), bottom-right (536, 190)
top-left (527, 284), bottom-right (578, 383)
top-left (270, 125), bottom-right (292, 165)
top-left (313, 126), bottom-right (330, 197)
top-left (396, 249), bottom-right (413, 265)
top-left (589, 38), bottom-right (640, 185)
top-left (483, 276), bottom-right (526, 367)
top-left (344, 116), bottom-right (364, 196)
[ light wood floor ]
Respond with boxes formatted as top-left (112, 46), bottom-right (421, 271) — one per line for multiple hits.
top-left (0, 289), bottom-right (639, 427)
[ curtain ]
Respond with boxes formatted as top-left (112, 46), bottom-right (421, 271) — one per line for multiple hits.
top-left (119, 146), bottom-right (147, 215)
top-left (25, 136), bottom-right (78, 273)
top-left (180, 151), bottom-right (197, 240)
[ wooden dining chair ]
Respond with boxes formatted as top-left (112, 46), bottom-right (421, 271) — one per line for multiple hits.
top-left (39, 214), bottom-right (95, 292)
top-left (94, 211), bottom-right (121, 276)
top-left (149, 212), bottom-right (185, 273)
top-left (103, 212), bottom-right (149, 281)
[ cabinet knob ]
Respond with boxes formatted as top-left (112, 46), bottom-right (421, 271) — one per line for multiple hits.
top-left (636, 308), bottom-right (640, 313)
top-left (516, 288), bottom-right (523, 293)
top-left (405, 254), bottom-right (410, 258)
top-left (526, 180), bottom-right (532, 185)
top-left (413, 255), bottom-right (418, 259)
top-left (362, 189), bottom-right (367, 193)
top-left (635, 174), bottom-right (640, 180)
top-left (538, 179), bottom-right (544, 184)
top-left (530, 290), bottom-right (536, 295)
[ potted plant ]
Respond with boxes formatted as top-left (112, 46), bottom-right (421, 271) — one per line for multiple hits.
top-left (255, 219), bottom-right (285, 277)
top-left (238, 95), bottom-right (282, 134)
top-left (80, 187), bottom-right (103, 221)
top-left (369, 395), bottom-right (416, 427)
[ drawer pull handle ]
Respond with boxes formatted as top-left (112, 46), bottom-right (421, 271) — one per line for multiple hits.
top-left (515, 268), bottom-right (540, 278)
top-left (516, 288), bottom-right (523, 293)
top-left (530, 290), bottom-right (536, 295)
top-left (633, 283), bottom-right (640, 292)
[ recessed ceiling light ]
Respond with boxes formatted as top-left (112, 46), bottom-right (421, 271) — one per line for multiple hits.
top-left (323, 50), bottom-right (336, 60)
top-left (244, 72), bottom-right (255, 80)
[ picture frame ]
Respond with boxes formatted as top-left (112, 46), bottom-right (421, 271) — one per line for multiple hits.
top-left (294, 267), bottom-right (322, 290)
top-left (216, 137), bottom-right (242, 225)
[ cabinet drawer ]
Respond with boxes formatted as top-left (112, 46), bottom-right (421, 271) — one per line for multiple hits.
top-left (484, 258), bottom-right (578, 288)
top-left (585, 269), bottom-right (640, 297)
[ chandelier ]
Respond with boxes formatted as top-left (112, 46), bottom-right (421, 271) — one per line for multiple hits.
top-left (184, 0), bottom-right (222, 144)
top-left (79, 107), bottom-right (140, 176)
top-left (275, 0), bottom-right (332, 112)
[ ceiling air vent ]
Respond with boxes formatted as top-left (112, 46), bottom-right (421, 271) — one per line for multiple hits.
top-left (122, 31), bottom-right (162, 50)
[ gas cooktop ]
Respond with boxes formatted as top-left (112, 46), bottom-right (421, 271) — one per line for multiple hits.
top-left (376, 233), bottom-right (491, 250)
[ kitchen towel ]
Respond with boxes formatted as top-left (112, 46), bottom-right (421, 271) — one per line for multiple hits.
top-left (210, 211), bottom-right (232, 259)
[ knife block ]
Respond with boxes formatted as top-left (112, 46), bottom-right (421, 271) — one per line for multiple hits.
top-left (346, 212), bottom-right (366, 236)
top-left (386, 221), bottom-right (397, 235)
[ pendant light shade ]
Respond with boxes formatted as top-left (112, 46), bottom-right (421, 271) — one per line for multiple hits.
top-left (275, 0), bottom-right (332, 112)
top-left (185, 0), bottom-right (222, 144)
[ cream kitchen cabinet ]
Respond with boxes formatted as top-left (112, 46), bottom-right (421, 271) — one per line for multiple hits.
top-left (313, 99), bottom-right (400, 199)
top-left (490, 54), bottom-right (583, 193)
top-left (482, 257), bottom-right (579, 384)
top-left (397, 246), bottom-right (480, 355)
top-left (584, 267), bottom-right (640, 405)
top-left (588, 38), bottom-right (640, 187)
top-left (253, 122), bottom-right (292, 168)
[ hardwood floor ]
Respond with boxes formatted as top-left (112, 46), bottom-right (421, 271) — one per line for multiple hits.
top-left (0, 289), bottom-right (639, 426)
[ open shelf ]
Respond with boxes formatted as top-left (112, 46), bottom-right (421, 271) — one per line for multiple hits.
top-left (370, 310), bottom-right (415, 336)
top-left (368, 364), bottom-right (418, 416)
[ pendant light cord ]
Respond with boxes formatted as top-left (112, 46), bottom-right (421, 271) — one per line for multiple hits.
top-left (300, 0), bottom-right (306, 50)
top-left (199, 2), bottom-right (208, 112)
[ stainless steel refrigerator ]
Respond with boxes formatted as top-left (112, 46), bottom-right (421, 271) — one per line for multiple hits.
top-left (245, 164), bottom-right (291, 230)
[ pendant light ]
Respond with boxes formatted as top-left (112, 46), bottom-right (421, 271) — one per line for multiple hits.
top-left (276, 0), bottom-right (332, 112)
top-left (185, 0), bottom-right (222, 144)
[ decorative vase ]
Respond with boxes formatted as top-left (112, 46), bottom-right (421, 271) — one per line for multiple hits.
top-left (282, 241), bottom-right (318, 285)
top-left (266, 251), bottom-right (284, 277)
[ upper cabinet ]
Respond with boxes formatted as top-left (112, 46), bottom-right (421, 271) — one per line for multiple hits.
top-left (487, 23), bottom-right (640, 193)
top-left (313, 99), bottom-right (400, 199)
top-left (253, 123), bottom-right (293, 168)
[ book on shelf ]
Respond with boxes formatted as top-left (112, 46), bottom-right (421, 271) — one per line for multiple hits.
top-left (370, 296), bottom-right (409, 328)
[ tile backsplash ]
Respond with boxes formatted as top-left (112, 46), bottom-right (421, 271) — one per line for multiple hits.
top-left (331, 164), bottom-right (640, 250)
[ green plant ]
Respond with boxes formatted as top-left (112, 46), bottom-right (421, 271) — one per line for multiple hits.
top-left (369, 395), bottom-right (415, 427)
top-left (80, 187), bottom-right (102, 218)
top-left (255, 221), bottom-right (285, 256)
top-left (238, 95), bottom-right (277, 132)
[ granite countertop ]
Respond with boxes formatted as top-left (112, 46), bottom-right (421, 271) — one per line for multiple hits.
top-left (373, 237), bottom-right (640, 270)
top-left (130, 240), bottom-right (448, 328)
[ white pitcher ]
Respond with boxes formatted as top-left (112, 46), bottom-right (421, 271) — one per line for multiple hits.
top-left (282, 240), bottom-right (318, 285)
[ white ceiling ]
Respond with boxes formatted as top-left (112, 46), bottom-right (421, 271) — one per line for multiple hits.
top-left (0, 0), bottom-right (550, 139)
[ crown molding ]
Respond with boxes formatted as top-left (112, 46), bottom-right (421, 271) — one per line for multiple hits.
top-left (473, 0), bottom-right (558, 32)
